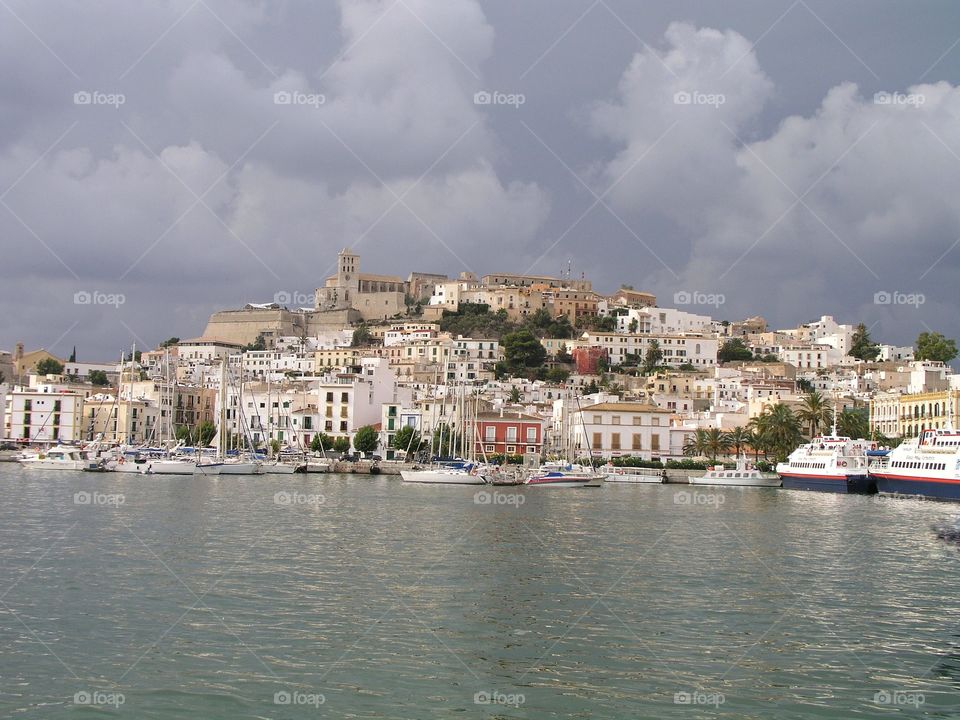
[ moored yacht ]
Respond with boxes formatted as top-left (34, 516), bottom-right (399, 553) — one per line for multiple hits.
top-left (19, 445), bottom-right (99, 471)
top-left (401, 460), bottom-right (486, 485)
top-left (525, 461), bottom-right (604, 488)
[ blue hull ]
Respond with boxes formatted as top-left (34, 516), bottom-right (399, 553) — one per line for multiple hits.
top-left (874, 476), bottom-right (960, 501)
top-left (780, 473), bottom-right (875, 494)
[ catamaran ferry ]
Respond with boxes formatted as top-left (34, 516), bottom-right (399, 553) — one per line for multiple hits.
top-left (776, 435), bottom-right (874, 493)
top-left (871, 428), bottom-right (960, 501)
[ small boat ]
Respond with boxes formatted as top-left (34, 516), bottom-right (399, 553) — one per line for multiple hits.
top-left (19, 445), bottom-right (99, 471)
top-left (603, 465), bottom-right (665, 484)
top-left (401, 461), bottom-right (486, 485)
top-left (691, 455), bottom-right (781, 487)
top-left (194, 458), bottom-right (263, 475)
top-left (525, 462), bottom-right (604, 488)
top-left (304, 458), bottom-right (332, 474)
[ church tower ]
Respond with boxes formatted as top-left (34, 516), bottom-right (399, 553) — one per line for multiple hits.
top-left (337, 248), bottom-right (360, 305)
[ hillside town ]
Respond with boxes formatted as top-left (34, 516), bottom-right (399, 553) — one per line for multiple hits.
top-left (1, 248), bottom-right (957, 464)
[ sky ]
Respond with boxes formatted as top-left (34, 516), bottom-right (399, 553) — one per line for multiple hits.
top-left (2, 0), bottom-right (960, 360)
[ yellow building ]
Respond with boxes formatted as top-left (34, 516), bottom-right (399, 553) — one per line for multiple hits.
top-left (871, 390), bottom-right (960, 439)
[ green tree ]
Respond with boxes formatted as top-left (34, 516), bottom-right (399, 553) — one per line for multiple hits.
top-left (503, 329), bottom-right (547, 372)
top-left (849, 322), bottom-right (879, 361)
top-left (796, 378), bottom-right (814, 393)
top-left (353, 425), bottom-right (379, 454)
top-left (750, 404), bottom-right (803, 462)
top-left (332, 436), bottom-right (350, 454)
top-left (642, 340), bottom-right (663, 374)
top-left (628, 318), bottom-right (639, 333)
top-left (836, 408), bottom-right (869, 439)
top-left (160, 337), bottom-right (180, 348)
top-left (88, 370), bottom-right (110, 386)
top-left (704, 428), bottom-right (731, 462)
top-left (915, 331), bottom-right (958, 363)
top-left (392, 425), bottom-right (422, 458)
top-left (509, 387), bottom-right (521, 403)
top-left (351, 325), bottom-right (373, 347)
top-left (431, 422), bottom-right (461, 458)
top-left (683, 429), bottom-right (709, 458)
top-left (718, 338), bottom-right (754, 363)
top-left (310, 432), bottom-right (332, 453)
top-left (797, 391), bottom-right (833, 437)
top-left (545, 367), bottom-right (570, 384)
top-left (270, 438), bottom-right (282, 456)
top-left (69, 346), bottom-right (76, 362)
top-left (35, 358), bottom-right (64, 375)
top-left (727, 426), bottom-right (751, 457)
top-left (197, 421), bottom-right (216, 446)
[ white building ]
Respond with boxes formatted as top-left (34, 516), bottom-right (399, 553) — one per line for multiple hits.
top-left (611, 307), bottom-right (713, 335)
top-left (579, 332), bottom-right (719, 368)
top-left (572, 401), bottom-right (673, 460)
top-left (7, 388), bottom-right (85, 443)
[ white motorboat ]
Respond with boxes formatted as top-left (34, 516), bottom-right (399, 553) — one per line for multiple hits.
top-left (525, 462), bottom-right (604, 488)
top-left (262, 460), bottom-right (306, 474)
top-left (691, 456), bottom-right (781, 487)
top-left (18, 445), bottom-right (99, 471)
top-left (401, 461), bottom-right (486, 485)
top-left (603, 465), bottom-right (664, 484)
top-left (194, 459), bottom-right (263, 475)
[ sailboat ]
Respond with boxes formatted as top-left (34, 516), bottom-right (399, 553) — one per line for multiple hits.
top-left (526, 394), bottom-right (603, 488)
top-left (401, 381), bottom-right (486, 485)
top-left (195, 359), bottom-right (262, 475)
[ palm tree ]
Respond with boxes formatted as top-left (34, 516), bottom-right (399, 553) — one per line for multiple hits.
top-left (797, 391), bottom-right (833, 437)
top-left (836, 408), bottom-right (869, 439)
top-left (726, 426), bottom-right (751, 458)
top-left (759, 403), bottom-right (804, 461)
top-left (683, 429), bottom-right (709, 458)
top-left (704, 428), bottom-right (731, 463)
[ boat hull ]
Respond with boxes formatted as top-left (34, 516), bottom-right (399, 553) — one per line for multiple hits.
top-left (400, 470), bottom-right (485, 485)
top-left (526, 473), bottom-right (603, 488)
top-left (779, 472), bottom-right (874, 494)
top-left (690, 475), bottom-right (781, 488)
top-left (604, 472), bottom-right (664, 484)
top-left (18, 459), bottom-right (92, 471)
top-left (194, 462), bottom-right (262, 475)
top-left (873, 474), bottom-right (960, 501)
top-left (262, 463), bottom-right (304, 475)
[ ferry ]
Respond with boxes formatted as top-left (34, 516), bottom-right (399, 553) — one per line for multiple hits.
top-left (871, 428), bottom-right (960, 501)
top-left (691, 455), bottom-right (781, 488)
top-left (776, 435), bottom-right (873, 493)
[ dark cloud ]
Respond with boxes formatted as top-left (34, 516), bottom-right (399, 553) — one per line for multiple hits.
top-left (1, 0), bottom-right (959, 358)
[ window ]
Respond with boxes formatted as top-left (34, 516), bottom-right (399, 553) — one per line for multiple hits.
top-left (612, 416), bottom-right (620, 425)
top-left (611, 433), bottom-right (621, 450)
top-left (651, 435), bottom-right (660, 451)
top-left (485, 444), bottom-right (495, 452)
top-left (651, 417), bottom-right (660, 427)
top-left (339, 421), bottom-right (348, 432)
top-left (506, 426), bottom-right (518, 442)
top-left (526, 446), bottom-right (536, 453)
top-left (526, 427), bottom-right (536, 442)
top-left (507, 445), bottom-right (516, 453)
top-left (593, 415), bottom-right (602, 424)
top-left (485, 426), bottom-right (496, 441)
top-left (326, 392), bottom-right (333, 402)
top-left (632, 434), bottom-right (642, 450)
top-left (592, 432), bottom-right (602, 450)
top-left (633, 417), bottom-right (642, 426)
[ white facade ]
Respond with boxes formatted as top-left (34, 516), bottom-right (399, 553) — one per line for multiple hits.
top-left (613, 307), bottom-right (713, 335)
top-left (580, 332), bottom-right (719, 368)
top-left (7, 389), bottom-right (85, 443)
top-left (572, 402), bottom-right (673, 460)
